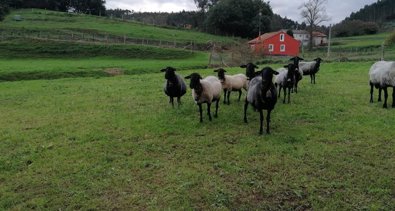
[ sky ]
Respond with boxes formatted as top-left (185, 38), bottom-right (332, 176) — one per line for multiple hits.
top-left (105, 0), bottom-right (378, 25)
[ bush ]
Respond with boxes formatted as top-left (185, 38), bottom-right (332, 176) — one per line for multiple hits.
top-left (333, 20), bottom-right (379, 37)
top-left (385, 30), bottom-right (395, 46)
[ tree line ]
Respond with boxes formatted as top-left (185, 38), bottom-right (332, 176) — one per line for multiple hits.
top-left (0, 0), bottom-right (106, 20)
top-left (332, 0), bottom-right (394, 37)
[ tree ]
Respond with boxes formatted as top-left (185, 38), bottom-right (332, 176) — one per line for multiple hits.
top-left (204, 0), bottom-right (272, 38)
top-left (300, 0), bottom-right (330, 50)
top-left (0, 0), bottom-right (9, 21)
top-left (194, 0), bottom-right (220, 12)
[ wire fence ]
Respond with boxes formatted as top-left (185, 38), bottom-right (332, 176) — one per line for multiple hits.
top-left (0, 29), bottom-right (211, 52)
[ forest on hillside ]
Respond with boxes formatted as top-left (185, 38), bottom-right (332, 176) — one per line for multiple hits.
top-left (333, 0), bottom-right (395, 37)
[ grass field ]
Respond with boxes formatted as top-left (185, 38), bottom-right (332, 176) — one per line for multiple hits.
top-left (0, 62), bottom-right (394, 210)
top-left (1, 9), bottom-right (237, 45)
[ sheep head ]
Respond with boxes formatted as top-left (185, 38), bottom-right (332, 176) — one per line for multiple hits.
top-left (161, 66), bottom-right (177, 81)
top-left (185, 73), bottom-right (203, 94)
top-left (214, 68), bottom-right (226, 81)
top-left (241, 63), bottom-right (259, 80)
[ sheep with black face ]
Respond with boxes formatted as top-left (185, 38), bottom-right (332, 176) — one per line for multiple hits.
top-left (244, 67), bottom-right (279, 135)
top-left (214, 68), bottom-right (248, 105)
top-left (240, 63), bottom-right (259, 81)
top-left (299, 58), bottom-right (323, 84)
top-left (275, 63), bottom-right (297, 104)
top-left (369, 61), bottom-right (395, 108)
top-left (161, 67), bottom-right (187, 107)
top-left (289, 56), bottom-right (304, 93)
top-left (185, 73), bottom-right (222, 122)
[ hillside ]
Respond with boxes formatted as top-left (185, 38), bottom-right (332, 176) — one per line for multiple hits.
top-left (0, 9), bottom-right (238, 47)
top-left (345, 0), bottom-right (395, 25)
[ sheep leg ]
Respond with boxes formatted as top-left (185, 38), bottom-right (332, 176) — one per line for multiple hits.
top-left (392, 87), bottom-right (395, 108)
top-left (207, 103), bottom-right (212, 121)
top-left (266, 109), bottom-right (271, 134)
top-left (370, 83), bottom-right (374, 103)
top-left (383, 87), bottom-right (388, 108)
top-left (310, 74), bottom-right (313, 84)
top-left (214, 100), bottom-right (219, 118)
top-left (278, 86), bottom-right (282, 98)
top-left (259, 109), bottom-right (264, 135)
top-left (244, 100), bottom-right (249, 123)
top-left (170, 97), bottom-right (174, 107)
top-left (294, 83), bottom-right (298, 93)
top-left (378, 87), bottom-right (382, 102)
top-left (283, 87), bottom-right (286, 104)
top-left (177, 97), bottom-right (181, 106)
top-left (288, 87), bottom-right (291, 103)
top-left (227, 91), bottom-right (231, 105)
top-left (238, 90), bottom-right (242, 101)
top-left (313, 74), bottom-right (316, 84)
top-left (223, 90), bottom-right (227, 104)
top-left (198, 103), bottom-right (203, 122)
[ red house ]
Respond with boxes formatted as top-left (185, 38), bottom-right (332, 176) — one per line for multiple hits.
top-left (248, 31), bottom-right (300, 56)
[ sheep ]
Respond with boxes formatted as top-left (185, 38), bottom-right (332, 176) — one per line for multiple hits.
top-left (369, 61), bottom-right (395, 108)
top-left (369, 61), bottom-right (384, 103)
top-left (240, 63), bottom-right (259, 80)
top-left (299, 58), bottom-right (323, 84)
top-left (185, 73), bottom-right (222, 122)
top-left (161, 67), bottom-right (187, 107)
top-left (275, 63), bottom-right (297, 104)
top-left (289, 56), bottom-right (304, 93)
top-left (214, 68), bottom-right (248, 104)
top-left (244, 67), bottom-right (279, 135)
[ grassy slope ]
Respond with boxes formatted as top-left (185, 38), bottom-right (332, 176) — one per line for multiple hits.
top-left (332, 32), bottom-right (391, 48)
top-left (0, 62), bottom-right (393, 210)
top-left (1, 9), bottom-right (237, 45)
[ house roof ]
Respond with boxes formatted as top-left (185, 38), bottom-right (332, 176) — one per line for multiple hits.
top-left (293, 30), bottom-right (309, 34)
top-left (248, 32), bottom-right (280, 44)
top-left (313, 31), bottom-right (327, 37)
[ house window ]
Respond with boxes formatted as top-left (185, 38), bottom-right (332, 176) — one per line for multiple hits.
top-left (280, 44), bottom-right (286, 52)
top-left (268, 44), bottom-right (274, 52)
top-left (280, 34), bottom-right (285, 42)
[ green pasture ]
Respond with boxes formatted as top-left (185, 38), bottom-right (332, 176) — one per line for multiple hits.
top-left (332, 32), bottom-right (391, 48)
top-left (0, 62), bottom-right (394, 210)
top-left (1, 9), bottom-right (237, 45)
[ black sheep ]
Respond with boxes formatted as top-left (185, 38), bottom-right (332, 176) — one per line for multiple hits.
top-left (161, 67), bottom-right (187, 107)
top-left (244, 67), bottom-right (279, 135)
top-left (289, 56), bottom-right (304, 93)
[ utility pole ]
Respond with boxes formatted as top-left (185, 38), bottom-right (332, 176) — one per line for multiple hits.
top-left (327, 24), bottom-right (332, 59)
top-left (258, 11), bottom-right (262, 36)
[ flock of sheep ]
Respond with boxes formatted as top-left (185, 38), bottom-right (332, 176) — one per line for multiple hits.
top-left (161, 56), bottom-right (322, 135)
top-left (162, 58), bottom-right (395, 134)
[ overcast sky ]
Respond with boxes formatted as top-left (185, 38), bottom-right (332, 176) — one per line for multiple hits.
top-left (106, 0), bottom-right (377, 25)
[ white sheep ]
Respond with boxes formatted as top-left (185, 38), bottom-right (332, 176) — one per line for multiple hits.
top-left (299, 58), bottom-right (323, 84)
top-left (275, 63), bottom-right (297, 104)
top-left (369, 61), bottom-right (395, 108)
top-left (185, 73), bottom-right (222, 122)
top-left (214, 68), bottom-right (248, 104)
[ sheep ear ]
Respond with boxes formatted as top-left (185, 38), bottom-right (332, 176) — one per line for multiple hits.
top-left (299, 57), bottom-right (304, 61)
top-left (214, 69), bottom-right (219, 72)
top-left (254, 64), bottom-right (258, 68)
top-left (185, 75), bottom-right (191, 79)
top-left (160, 69), bottom-right (166, 72)
top-left (284, 65), bottom-right (289, 68)
top-left (240, 65), bottom-right (247, 68)
top-left (273, 71), bottom-right (279, 75)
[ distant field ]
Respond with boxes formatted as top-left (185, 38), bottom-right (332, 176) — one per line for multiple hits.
top-left (332, 32), bottom-right (391, 48)
top-left (0, 62), bottom-right (394, 210)
top-left (0, 53), bottom-right (209, 81)
top-left (1, 9), bottom-right (238, 45)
